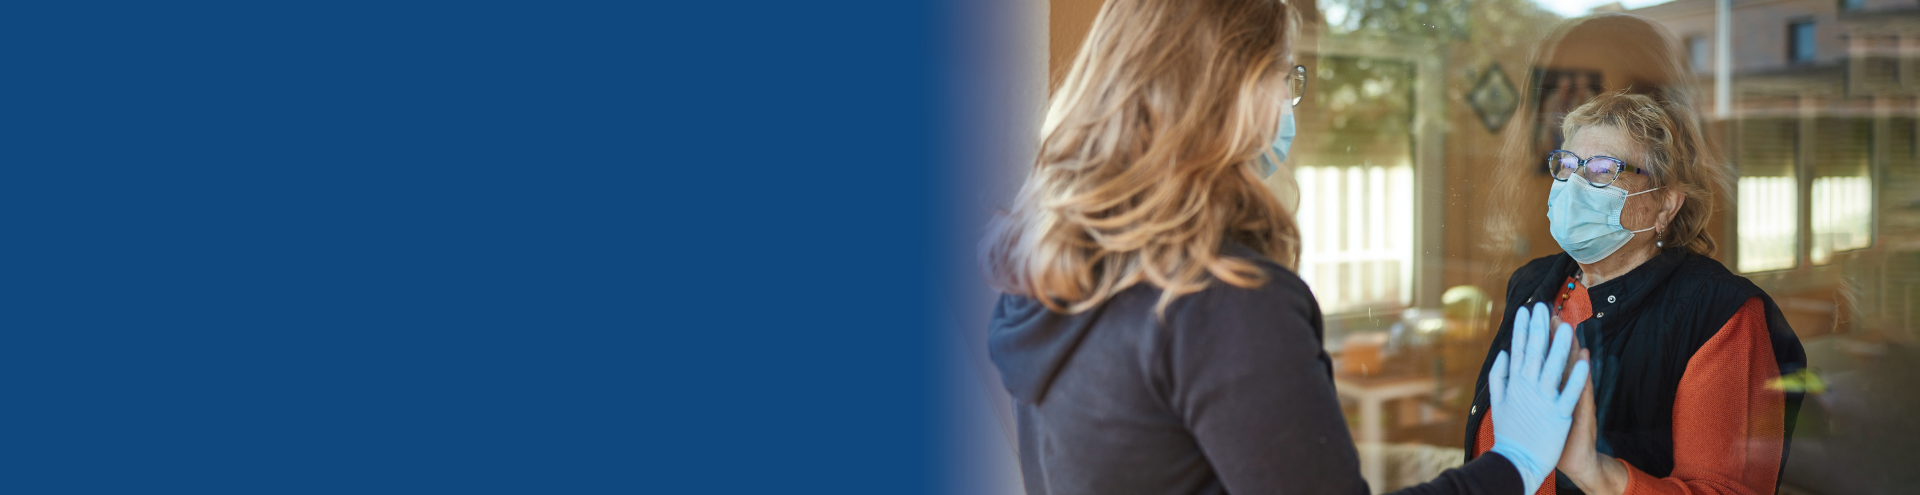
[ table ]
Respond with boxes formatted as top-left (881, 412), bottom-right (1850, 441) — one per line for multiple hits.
top-left (1334, 374), bottom-right (1439, 494)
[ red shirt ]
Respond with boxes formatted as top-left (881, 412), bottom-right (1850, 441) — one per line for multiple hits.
top-left (1471, 276), bottom-right (1785, 495)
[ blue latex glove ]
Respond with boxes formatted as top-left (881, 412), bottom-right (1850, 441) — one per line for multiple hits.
top-left (1486, 302), bottom-right (1589, 491)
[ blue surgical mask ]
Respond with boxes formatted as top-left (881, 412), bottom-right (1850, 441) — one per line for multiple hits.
top-left (1547, 175), bottom-right (1661, 263)
top-left (1255, 112), bottom-right (1296, 179)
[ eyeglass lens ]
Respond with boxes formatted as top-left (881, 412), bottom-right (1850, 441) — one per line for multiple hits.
top-left (1289, 65), bottom-right (1306, 107)
top-left (1548, 151), bottom-right (1623, 185)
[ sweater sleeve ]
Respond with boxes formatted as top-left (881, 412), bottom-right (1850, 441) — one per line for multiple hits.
top-left (1164, 275), bottom-right (1522, 495)
top-left (1472, 413), bottom-right (1557, 495)
top-left (1385, 453), bottom-right (1528, 495)
top-left (1619, 297), bottom-right (1784, 495)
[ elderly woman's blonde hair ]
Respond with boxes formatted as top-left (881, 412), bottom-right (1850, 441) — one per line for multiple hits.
top-left (1485, 14), bottom-right (1728, 272)
top-left (1562, 90), bottom-right (1728, 256)
top-left (980, 0), bottom-right (1303, 314)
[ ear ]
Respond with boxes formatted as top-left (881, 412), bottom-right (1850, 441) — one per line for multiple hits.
top-left (1657, 189), bottom-right (1686, 229)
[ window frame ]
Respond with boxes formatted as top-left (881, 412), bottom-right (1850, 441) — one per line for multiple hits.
top-left (1788, 20), bottom-right (1818, 65)
top-left (1687, 35), bottom-right (1711, 73)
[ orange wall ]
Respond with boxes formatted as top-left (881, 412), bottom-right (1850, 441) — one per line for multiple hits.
top-left (1049, 0), bottom-right (1105, 91)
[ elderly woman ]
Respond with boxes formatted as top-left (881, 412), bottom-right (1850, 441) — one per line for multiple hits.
top-left (1463, 89), bottom-right (1809, 495)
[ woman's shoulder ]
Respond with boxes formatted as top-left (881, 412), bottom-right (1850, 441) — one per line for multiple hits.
top-left (1652, 251), bottom-right (1780, 342)
top-left (1653, 251), bottom-right (1769, 312)
top-left (1211, 242), bottom-right (1313, 297)
top-left (1150, 244), bottom-right (1325, 358)
top-left (1670, 250), bottom-right (1755, 286)
top-left (1164, 242), bottom-right (1318, 321)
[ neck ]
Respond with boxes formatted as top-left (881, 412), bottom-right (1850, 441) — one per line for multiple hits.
top-left (1578, 244), bottom-right (1660, 287)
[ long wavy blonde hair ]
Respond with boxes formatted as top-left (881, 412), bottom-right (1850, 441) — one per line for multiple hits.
top-left (981, 0), bottom-right (1303, 314)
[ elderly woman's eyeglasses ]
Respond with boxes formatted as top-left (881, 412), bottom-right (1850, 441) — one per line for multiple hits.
top-left (1547, 150), bottom-right (1644, 187)
top-left (1287, 65), bottom-right (1307, 107)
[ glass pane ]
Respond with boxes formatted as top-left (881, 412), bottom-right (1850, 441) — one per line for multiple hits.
top-left (1289, 55), bottom-right (1416, 316)
top-left (1737, 118), bottom-right (1800, 272)
top-left (1811, 176), bottom-right (1872, 264)
top-left (1740, 176), bottom-right (1799, 272)
top-left (1688, 37), bottom-right (1710, 73)
top-left (1810, 118), bottom-right (1874, 265)
top-left (1791, 22), bottom-right (1817, 63)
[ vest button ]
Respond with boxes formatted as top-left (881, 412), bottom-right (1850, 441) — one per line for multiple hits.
top-left (1596, 312), bottom-right (1605, 318)
top-left (1607, 295), bottom-right (1617, 303)
top-left (1470, 405), bottom-right (1477, 414)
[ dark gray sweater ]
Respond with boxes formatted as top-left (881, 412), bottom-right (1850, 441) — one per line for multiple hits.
top-left (988, 243), bottom-right (1522, 495)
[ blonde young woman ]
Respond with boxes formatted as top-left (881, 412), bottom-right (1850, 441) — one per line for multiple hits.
top-left (981, 1), bottom-right (1585, 494)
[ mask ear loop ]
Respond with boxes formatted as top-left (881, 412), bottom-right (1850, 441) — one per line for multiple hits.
top-left (1624, 187), bottom-right (1664, 235)
top-left (1625, 161), bottom-right (1665, 242)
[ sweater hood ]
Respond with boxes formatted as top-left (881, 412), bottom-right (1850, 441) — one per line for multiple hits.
top-left (987, 293), bottom-right (1104, 404)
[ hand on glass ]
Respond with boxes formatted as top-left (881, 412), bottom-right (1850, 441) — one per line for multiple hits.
top-left (1557, 347), bottom-right (1628, 495)
top-left (1486, 302), bottom-right (1590, 491)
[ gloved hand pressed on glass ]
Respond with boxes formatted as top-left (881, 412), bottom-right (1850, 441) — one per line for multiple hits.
top-left (1485, 302), bottom-right (1590, 491)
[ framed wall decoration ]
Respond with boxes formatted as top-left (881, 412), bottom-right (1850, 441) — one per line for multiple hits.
top-left (1467, 63), bottom-right (1519, 133)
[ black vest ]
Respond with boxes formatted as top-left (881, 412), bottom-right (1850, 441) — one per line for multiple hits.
top-left (1461, 249), bottom-right (1806, 493)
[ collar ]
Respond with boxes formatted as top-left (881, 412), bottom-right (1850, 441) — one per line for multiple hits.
top-left (1525, 248), bottom-right (1689, 327)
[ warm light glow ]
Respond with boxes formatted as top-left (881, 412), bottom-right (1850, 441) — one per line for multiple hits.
top-left (1811, 176), bottom-right (1872, 265)
top-left (1295, 165), bottom-right (1414, 314)
top-left (1738, 176), bottom-right (1798, 272)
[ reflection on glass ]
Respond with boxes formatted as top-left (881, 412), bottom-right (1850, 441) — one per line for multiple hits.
top-left (1296, 165), bottom-right (1414, 314)
top-left (1811, 176), bottom-right (1872, 264)
top-left (1292, 55), bottom-right (1416, 316)
top-left (1789, 21), bottom-right (1817, 64)
top-left (1738, 176), bottom-right (1798, 272)
top-left (1687, 36), bottom-right (1709, 74)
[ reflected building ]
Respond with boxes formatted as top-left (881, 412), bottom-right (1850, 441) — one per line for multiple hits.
top-left (1625, 1), bottom-right (1920, 492)
top-left (1627, 0), bottom-right (1917, 340)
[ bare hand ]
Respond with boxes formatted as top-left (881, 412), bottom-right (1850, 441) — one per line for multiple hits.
top-left (1556, 349), bottom-right (1625, 495)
